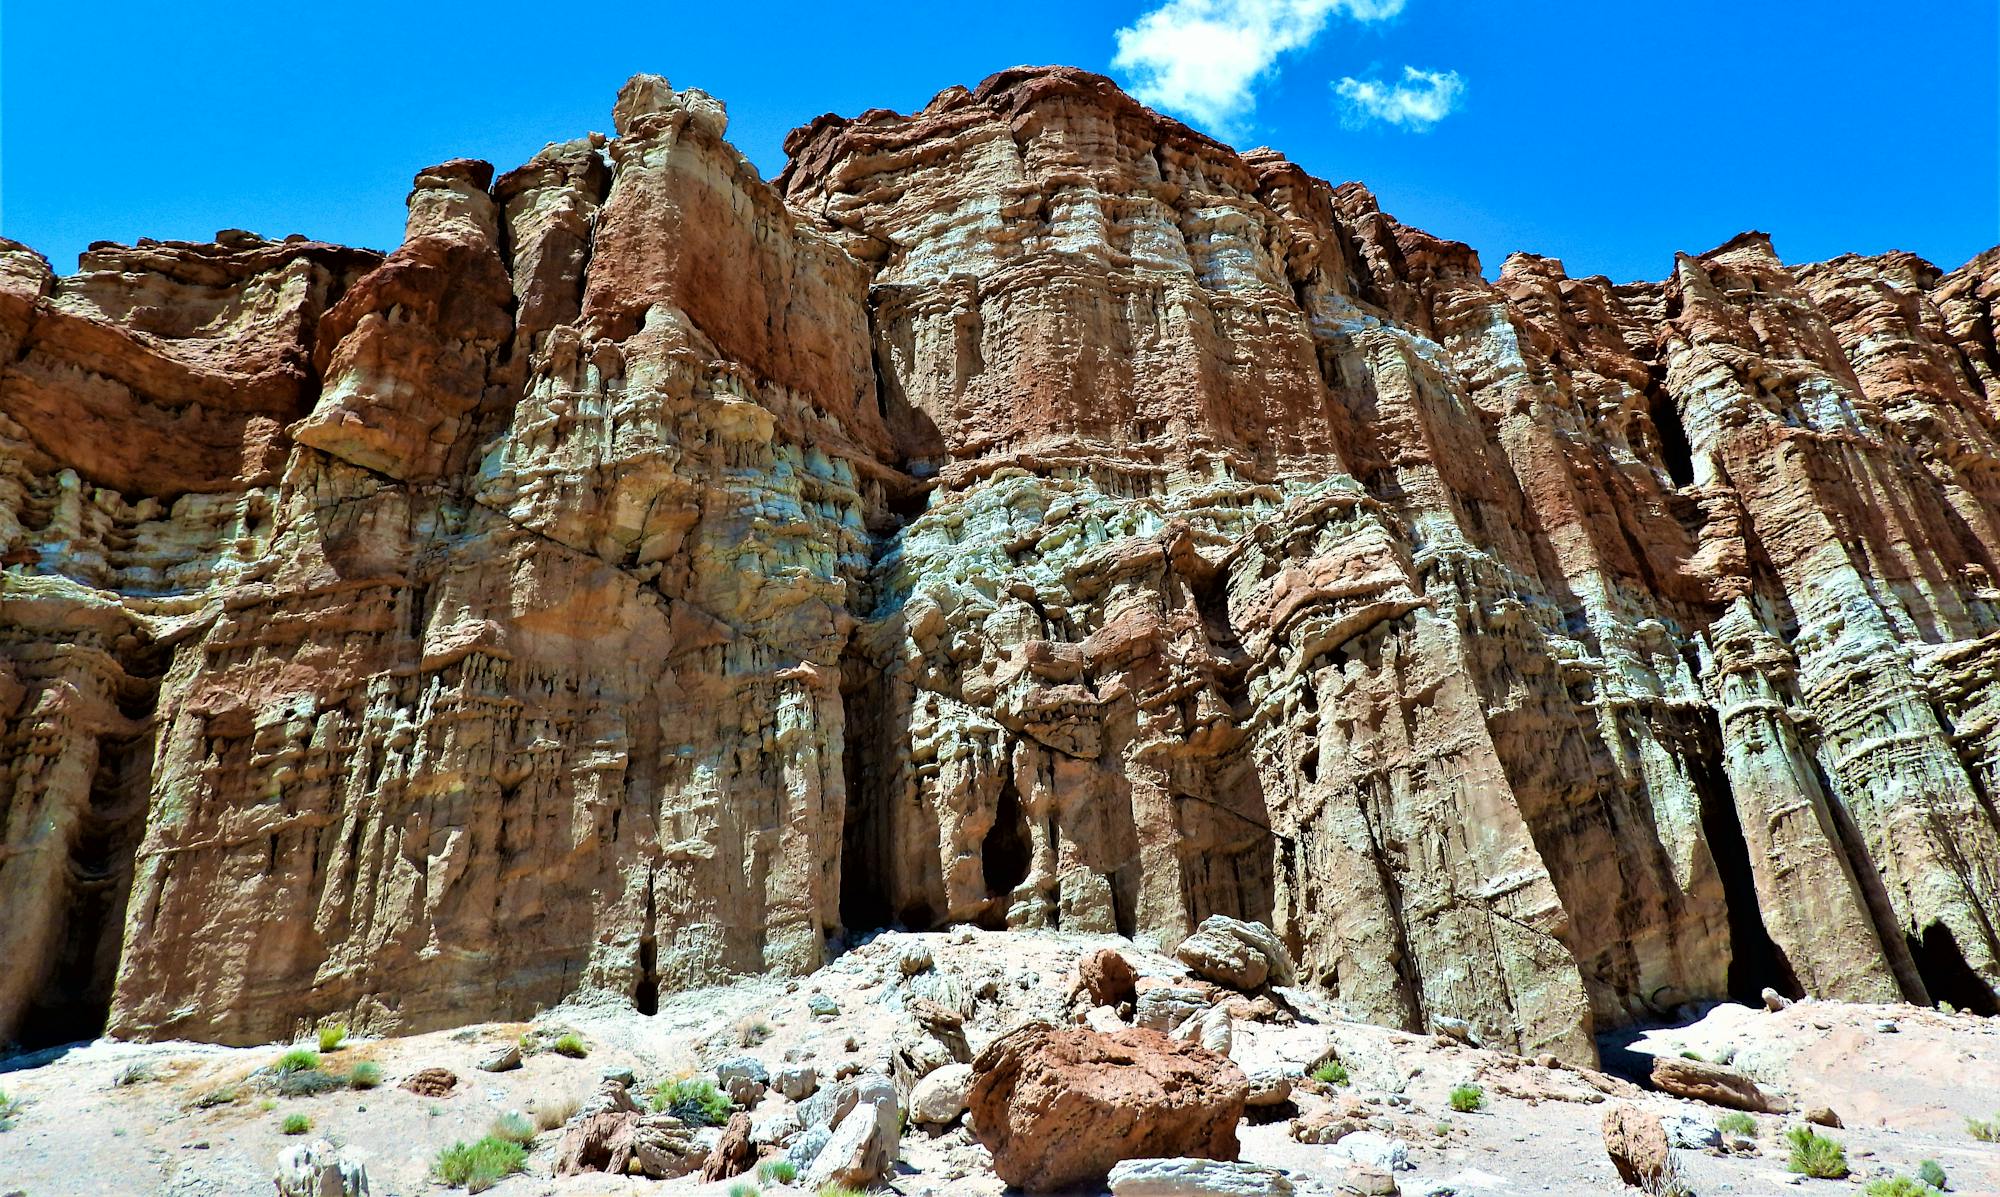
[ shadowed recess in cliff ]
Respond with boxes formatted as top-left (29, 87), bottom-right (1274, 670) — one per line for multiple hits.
top-left (1689, 711), bottom-right (1801, 1005)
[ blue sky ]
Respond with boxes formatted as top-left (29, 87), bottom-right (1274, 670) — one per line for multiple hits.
top-left (3, 1), bottom-right (1993, 284)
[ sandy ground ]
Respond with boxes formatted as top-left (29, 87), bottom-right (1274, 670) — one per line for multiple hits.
top-left (3, 929), bottom-right (1998, 1196)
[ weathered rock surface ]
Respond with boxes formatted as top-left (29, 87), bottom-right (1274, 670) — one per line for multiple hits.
top-left (1108, 1156), bottom-right (1296, 1196)
top-left (967, 1022), bottom-right (1247, 1190)
top-left (1649, 1056), bottom-right (1788, 1113)
top-left (1601, 1104), bottom-right (1671, 1186)
top-left (273, 1138), bottom-right (369, 1197)
top-left (3, 63), bottom-right (1999, 1064)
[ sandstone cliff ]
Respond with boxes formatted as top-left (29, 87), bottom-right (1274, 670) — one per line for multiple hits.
top-left (3, 67), bottom-right (1997, 1063)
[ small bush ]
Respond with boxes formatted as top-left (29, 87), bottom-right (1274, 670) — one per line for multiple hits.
top-left (1785, 1125), bottom-right (1849, 1179)
top-left (317, 1024), bottom-right (348, 1053)
top-left (434, 1136), bottom-right (528, 1192)
top-left (736, 1016), bottom-right (773, 1047)
top-left (1447, 1083), bottom-right (1485, 1113)
top-left (281, 1112), bottom-right (312, 1135)
top-left (346, 1061), bottom-right (382, 1090)
top-left (274, 1069), bottom-right (343, 1097)
top-left (533, 1093), bottom-right (581, 1131)
top-left (1678, 1050), bottom-right (1704, 1061)
top-left (490, 1111), bottom-right (536, 1144)
top-left (114, 1062), bottom-right (157, 1086)
top-left (1918, 1159), bottom-right (1948, 1190)
top-left (816, 1187), bottom-right (864, 1197)
top-left (0, 1089), bottom-right (22, 1131)
top-left (1310, 1060), bottom-right (1349, 1086)
top-left (1967, 1114), bottom-right (2000, 1142)
top-left (1716, 1111), bottom-right (1757, 1137)
top-left (275, 1048), bottom-right (322, 1074)
top-left (550, 1033), bottom-right (588, 1059)
top-left (260, 1099), bottom-right (278, 1112)
top-left (1864, 1178), bottom-right (1941, 1197)
top-left (194, 1087), bottom-right (238, 1110)
top-left (1639, 1151), bottom-right (1694, 1197)
top-left (759, 1159), bottom-right (799, 1183)
top-left (729, 1184), bottom-right (757, 1197)
top-left (652, 1077), bottom-right (734, 1126)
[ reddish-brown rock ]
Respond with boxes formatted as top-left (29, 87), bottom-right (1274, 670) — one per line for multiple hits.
top-left (1601, 1103), bottom-right (1671, 1186)
top-left (1649, 1056), bottom-right (1787, 1113)
top-left (967, 1022), bottom-right (1247, 1190)
top-left (1077, 948), bottom-right (1140, 1008)
top-left (2, 65), bottom-right (1998, 1066)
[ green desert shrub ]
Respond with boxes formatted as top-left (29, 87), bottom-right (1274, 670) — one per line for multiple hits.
top-left (1310, 1060), bottom-right (1349, 1086)
top-left (1863, 1178), bottom-right (1942, 1197)
top-left (317, 1024), bottom-right (348, 1052)
top-left (728, 1184), bottom-right (757, 1197)
top-left (1918, 1159), bottom-right (1948, 1190)
top-left (434, 1136), bottom-right (527, 1192)
top-left (274, 1048), bottom-right (322, 1074)
top-left (550, 1033), bottom-right (589, 1058)
top-left (1967, 1113), bottom-right (2000, 1142)
top-left (346, 1061), bottom-right (382, 1090)
top-left (490, 1111), bottom-right (536, 1144)
top-left (759, 1159), bottom-right (799, 1183)
top-left (1785, 1125), bottom-right (1849, 1179)
top-left (280, 1112), bottom-right (312, 1135)
top-left (651, 1077), bottom-right (733, 1126)
top-left (274, 1068), bottom-right (343, 1097)
top-left (816, 1187), bottom-right (865, 1197)
top-left (1447, 1083), bottom-right (1486, 1113)
top-left (1716, 1111), bottom-right (1757, 1136)
top-left (0, 1089), bottom-right (21, 1131)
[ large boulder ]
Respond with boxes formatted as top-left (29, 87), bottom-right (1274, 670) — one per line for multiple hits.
top-left (1601, 1104), bottom-right (1671, 1187)
top-left (910, 1062), bottom-right (975, 1126)
top-left (274, 1139), bottom-right (369, 1197)
top-left (801, 1073), bottom-right (900, 1190)
top-left (1648, 1056), bottom-right (1788, 1113)
top-left (699, 1111), bottom-right (753, 1182)
top-left (1108, 1157), bottom-right (1296, 1196)
top-left (1174, 917), bottom-right (1296, 990)
top-left (968, 1022), bottom-right (1248, 1191)
top-left (1079, 947), bottom-right (1140, 1008)
top-left (554, 1111), bottom-right (706, 1179)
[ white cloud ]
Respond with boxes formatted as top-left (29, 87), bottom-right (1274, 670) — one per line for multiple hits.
top-left (1112, 0), bottom-right (1408, 135)
top-left (1333, 66), bottom-right (1465, 130)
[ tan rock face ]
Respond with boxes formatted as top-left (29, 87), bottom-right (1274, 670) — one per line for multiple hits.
top-left (2, 65), bottom-right (1998, 1062)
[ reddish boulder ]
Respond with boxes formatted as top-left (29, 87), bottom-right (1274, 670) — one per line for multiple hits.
top-left (968, 1022), bottom-right (1247, 1191)
top-left (1649, 1056), bottom-right (1788, 1113)
top-left (1078, 948), bottom-right (1139, 1008)
top-left (1602, 1103), bottom-right (1671, 1186)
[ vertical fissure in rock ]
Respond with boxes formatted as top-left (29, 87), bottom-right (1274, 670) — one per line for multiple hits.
top-left (1647, 370), bottom-right (1697, 487)
top-left (1906, 920), bottom-right (1999, 1015)
top-left (1805, 751), bottom-right (1934, 1004)
top-left (980, 773), bottom-right (1032, 930)
top-left (18, 676), bottom-right (157, 1049)
top-left (1686, 710), bottom-right (1802, 1003)
top-left (634, 873), bottom-right (659, 1016)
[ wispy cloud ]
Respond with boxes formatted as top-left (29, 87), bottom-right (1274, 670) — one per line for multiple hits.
top-left (1112, 0), bottom-right (1408, 135)
top-left (1333, 66), bottom-right (1465, 130)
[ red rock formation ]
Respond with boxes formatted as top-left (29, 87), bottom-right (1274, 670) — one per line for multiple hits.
top-left (1, 66), bottom-right (1997, 1062)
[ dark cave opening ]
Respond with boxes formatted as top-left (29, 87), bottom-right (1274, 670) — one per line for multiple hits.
top-left (979, 777), bottom-right (1033, 930)
top-left (16, 731), bottom-right (150, 1050)
top-left (1908, 921), bottom-right (1999, 1016)
top-left (1649, 383), bottom-right (1697, 488)
top-left (1688, 715), bottom-right (1802, 1004)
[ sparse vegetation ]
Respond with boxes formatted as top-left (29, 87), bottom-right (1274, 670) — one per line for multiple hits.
top-left (1677, 1050), bottom-right (1704, 1061)
top-left (317, 1023), bottom-right (348, 1052)
top-left (0, 1089), bottom-right (22, 1131)
top-left (1864, 1178), bottom-right (1943, 1197)
top-left (275, 1048), bottom-right (322, 1074)
top-left (346, 1061), bottom-right (382, 1090)
top-left (434, 1136), bottom-right (528, 1192)
top-left (1716, 1110), bottom-right (1757, 1136)
top-left (735, 1016), bottom-right (774, 1047)
top-left (1785, 1125), bottom-right (1849, 1179)
top-left (490, 1112), bottom-right (536, 1145)
top-left (1639, 1151), bottom-right (1694, 1197)
top-left (1966, 1113), bottom-right (2000, 1142)
top-left (194, 1087), bottom-right (239, 1110)
top-left (275, 1068), bottom-right (344, 1097)
top-left (1310, 1060), bottom-right (1349, 1086)
top-left (1447, 1083), bottom-right (1486, 1113)
top-left (759, 1159), bottom-right (799, 1184)
top-left (816, 1187), bottom-right (865, 1197)
top-left (728, 1184), bottom-right (757, 1197)
top-left (550, 1033), bottom-right (588, 1059)
top-left (533, 1093), bottom-right (581, 1131)
top-left (281, 1112), bottom-right (312, 1135)
top-left (1918, 1159), bottom-right (1948, 1190)
top-left (652, 1077), bottom-right (733, 1126)
top-left (114, 1061), bottom-right (158, 1086)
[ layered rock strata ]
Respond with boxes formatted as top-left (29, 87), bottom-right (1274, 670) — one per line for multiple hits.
top-left (2, 66), bottom-right (1997, 1063)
